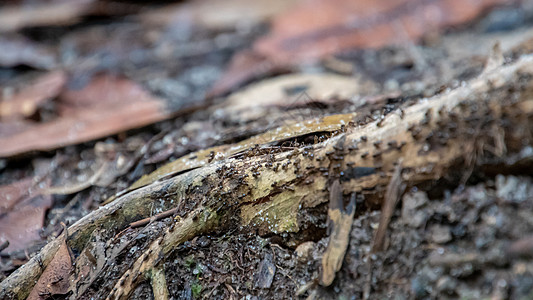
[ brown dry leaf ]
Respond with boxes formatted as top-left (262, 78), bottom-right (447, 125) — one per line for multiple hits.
top-left (0, 35), bottom-right (57, 69)
top-left (0, 177), bottom-right (34, 214)
top-left (255, 0), bottom-right (515, 63)
top-left (0, 178), bottom-right (52, 253)
top-left (27, 233), bottom-right (73, 300)
top-left (43, 160), bottom-right (108, 195)
top-left (0, 71), bottom-right (66, 120)
top-left (210, 0), bottom-right (515, 95)
top-left (0, 0), bottom-right (94, 32)
top-left (0, 74), bottom-right (172, 157)
top-left (44, 147), bottom-right (138, 195)
top-left (207, 50), bottom-right (289, 97)
top-left (221, 73), bottom-right (373, 123)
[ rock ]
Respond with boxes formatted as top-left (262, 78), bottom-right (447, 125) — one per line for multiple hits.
top-left (420, 265), bottom-right (444, 283)
top-left (456, 285), bottom-right (481, 299)
top-left (401, 191), bottom-right (429, 228)
top-left (295, 241), bottom-right (315, 262)
top-left (411, 275), bottom-right (429, 299)
top-left (450, 263), bottom-right (475, 278)
top-left (495, 175), bottom-right (533, 203)
top-left (196, 236), bottom-right (210, 247)
top-left (429, 225), bottom-right (452, 244)
top-left (411, 265), bottom-right (446, 299)
top-left (436, 276), bottom-right (458, 295)
top-left (254, 252), bottom-right (276, 289)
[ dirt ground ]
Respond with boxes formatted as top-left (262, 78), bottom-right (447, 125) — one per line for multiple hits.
top-left (155, 176), bottom-right (533, 300)
top-left (75, 176), bottom-right (533, 299)
top-left (2, 1), bottom-right (533, 299)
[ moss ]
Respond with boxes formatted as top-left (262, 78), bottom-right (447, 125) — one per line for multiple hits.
top-left (191, 282), bottom-right (203, 299)
top-left (184, 255), bottom-right (196, 269)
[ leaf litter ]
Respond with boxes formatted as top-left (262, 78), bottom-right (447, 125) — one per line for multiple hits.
top-left (2, 1), bottom-right (533, 299)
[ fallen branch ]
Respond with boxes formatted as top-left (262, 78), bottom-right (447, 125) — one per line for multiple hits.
top-left (129, 207), bottom-right (179, 229)
top-left (107, 207), bottom-right (220, 300)
top-left (2, 54), bottom-right (533, 299)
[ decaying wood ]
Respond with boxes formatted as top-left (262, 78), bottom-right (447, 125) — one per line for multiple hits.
top-left (106, 206), bottom-right (220, 299)
top-left (320, 181), bottom-right (356, 286)
top-left (372, 162), bottom-right (404, 253)
top-left (148, 266), bottom-right (169, 300)
top-left (104, 112), bottom-right (356, 205)
top-left (2, 54), bottom-right (533, 299)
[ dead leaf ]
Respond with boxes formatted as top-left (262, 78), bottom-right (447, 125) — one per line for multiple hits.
top-left (27, 232), bottom-right (73, 299)
top-left (0, 74), bottom-right (173, 157)
top-left (255, 0), bottom-right (515, 63)
top-left (0, 178), bottom-right (52, 253)
top-left (221, 73), bottom-right (373, 122)
top-left (211, 0), bottom-right (515, 95)
top-left (0, 71), bottom-right (66, 120)
top-left (43, 160), bottom-right (108, 195)
top-left (0, 177), bottom-right (34, 214)
top-left (43, 144), bottom-right (139, 196)
top-left (207, 50), bottom-right (289, 97)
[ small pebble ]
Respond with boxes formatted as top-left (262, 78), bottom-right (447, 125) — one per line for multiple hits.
top-left (430, 225), bottom-right (452, 244)
top-left (295, 241), bottom-right (315, 262)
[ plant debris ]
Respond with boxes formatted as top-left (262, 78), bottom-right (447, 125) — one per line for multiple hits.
top-left (2, 1), bottom-right (533, 299)
top-left (320, 180), bottom-right (356, 286)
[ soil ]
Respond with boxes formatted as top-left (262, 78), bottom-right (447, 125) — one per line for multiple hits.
top-left (91, 176), bottom-right (533, 300)
top-left (2, 2), bottom-right (533, 300)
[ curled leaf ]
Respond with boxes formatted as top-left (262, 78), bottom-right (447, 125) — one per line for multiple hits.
top-left (28, 231), bottom-right (73, 300)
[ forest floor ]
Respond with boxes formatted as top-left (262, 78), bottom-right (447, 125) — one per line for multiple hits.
top-left (2, 1), bottom-right (533, 299)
